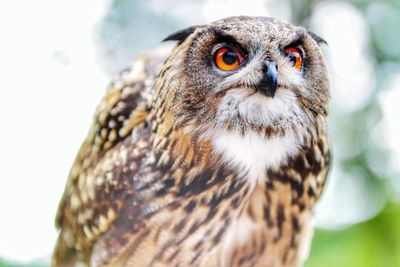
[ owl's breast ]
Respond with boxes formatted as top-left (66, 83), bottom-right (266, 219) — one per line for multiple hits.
top-left (90, 117), bottom-right (329, 267)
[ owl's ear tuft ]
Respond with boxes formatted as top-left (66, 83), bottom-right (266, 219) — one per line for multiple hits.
top-left (163, 26), bottom-right (200, 44)
top-left (308, 30), bottom-right (328, 45)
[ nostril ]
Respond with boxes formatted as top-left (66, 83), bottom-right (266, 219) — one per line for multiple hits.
top-left (262, 61), bottom-right (269, 72)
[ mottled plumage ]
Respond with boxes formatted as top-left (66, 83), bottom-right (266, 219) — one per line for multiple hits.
top-left (53, 16), bottom-right (330, 267)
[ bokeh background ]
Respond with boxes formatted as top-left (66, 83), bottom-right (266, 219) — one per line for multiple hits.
top-left (1, 0), bottom-right (399, 266)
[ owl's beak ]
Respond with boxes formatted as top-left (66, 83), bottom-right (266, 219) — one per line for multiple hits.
top-left (256, 61), bottom-right (278, 98)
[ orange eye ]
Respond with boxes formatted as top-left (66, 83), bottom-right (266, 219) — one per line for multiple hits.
top-left (214, 47), bottom-right (244, 71)
top-left (284, 47), bottom-right (303, 69)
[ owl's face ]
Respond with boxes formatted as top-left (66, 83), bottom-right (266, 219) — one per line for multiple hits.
top-left (161, 16), bottom-right (329, 136)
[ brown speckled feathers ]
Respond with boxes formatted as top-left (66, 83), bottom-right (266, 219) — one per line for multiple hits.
top-left (53, 48), bottom-right (168, 266)
top-left (53, 16), bottom-right (330, 267)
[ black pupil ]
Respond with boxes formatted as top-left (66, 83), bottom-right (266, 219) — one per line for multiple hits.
top-left (288, 52), bottom-right (299, 64)
top-left (222, 50), bottom-right (238, 65)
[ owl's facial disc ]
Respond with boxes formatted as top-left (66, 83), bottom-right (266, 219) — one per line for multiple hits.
top-left (164, 16), bottom-right (329, 133)
top-left (204, 29), bottom-right (308, 105)
top-left (202, 33), bottom-right (308, 130)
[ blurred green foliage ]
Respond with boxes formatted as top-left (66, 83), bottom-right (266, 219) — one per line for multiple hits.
top-left (306, 202), bottom-right (400, 267)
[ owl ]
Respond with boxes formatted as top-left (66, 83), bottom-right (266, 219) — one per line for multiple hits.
top-left (53, 16), bottom-right (330, 267)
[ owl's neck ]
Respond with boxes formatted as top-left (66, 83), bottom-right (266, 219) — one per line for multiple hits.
top-left (152, 113), bottom-right (315, 185)
top-left (212, 129), bottom-right (305, 187)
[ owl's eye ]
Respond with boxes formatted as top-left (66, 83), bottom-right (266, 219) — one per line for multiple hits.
top-left (214, 47), bottom-right (244, 71)
top-left (284, 47), bottom-right (303, 69)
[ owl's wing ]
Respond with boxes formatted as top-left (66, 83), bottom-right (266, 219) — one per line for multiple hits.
top-left (52, 46), bottom-right (172, 267)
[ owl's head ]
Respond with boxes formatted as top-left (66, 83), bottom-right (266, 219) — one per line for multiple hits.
top-left (157, 16), bottom-right (329, 138)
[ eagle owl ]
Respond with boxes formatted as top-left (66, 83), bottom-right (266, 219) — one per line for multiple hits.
top-left (53, 16), bottom-right (330, 267)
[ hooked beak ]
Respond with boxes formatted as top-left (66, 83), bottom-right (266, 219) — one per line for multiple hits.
top-left (255, 61), bottom-right (278, 98)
